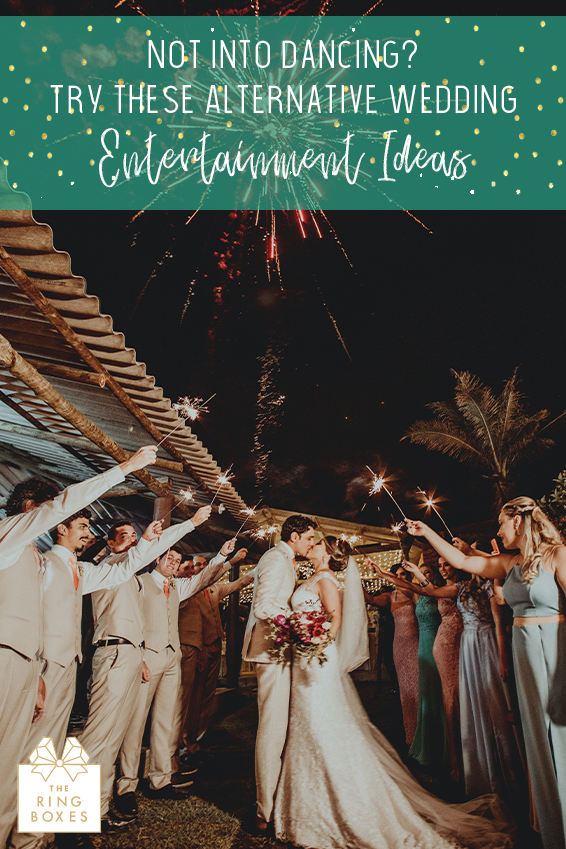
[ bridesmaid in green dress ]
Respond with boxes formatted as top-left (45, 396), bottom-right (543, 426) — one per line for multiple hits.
top-left (405, 498), bottom-right (566, 849)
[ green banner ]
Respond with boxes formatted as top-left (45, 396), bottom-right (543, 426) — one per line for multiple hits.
top-left (0, 15), bottom-right (563, 210)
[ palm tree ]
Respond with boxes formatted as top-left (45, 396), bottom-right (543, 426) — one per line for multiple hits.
top-left (403, 369), bottom-right (556, 507)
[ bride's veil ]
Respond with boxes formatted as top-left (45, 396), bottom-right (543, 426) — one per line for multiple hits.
top-left (335, 557), bottom-right (370, 673)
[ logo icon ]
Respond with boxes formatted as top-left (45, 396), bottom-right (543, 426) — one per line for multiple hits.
top-left (18, 738), bottom-right (100, 832)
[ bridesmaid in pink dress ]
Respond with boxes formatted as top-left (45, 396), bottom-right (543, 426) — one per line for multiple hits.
top-left (433, 557), bottom-right (465, 781)
top-left (365, 563), bottom-right (420, 745)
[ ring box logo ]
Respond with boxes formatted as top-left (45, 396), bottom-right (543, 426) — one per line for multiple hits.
top-left (18, 738), bottom-right (101, 832)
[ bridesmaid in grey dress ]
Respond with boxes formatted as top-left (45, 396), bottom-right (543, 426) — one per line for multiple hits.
top-left (406, 497), bottom-right (566, 849)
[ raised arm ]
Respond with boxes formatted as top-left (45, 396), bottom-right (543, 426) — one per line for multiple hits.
top-left (0, 445), bottom-right (157, 568)
top-left (177, 538), bottom-right (237, 601)
top-left (81, 521), bottom-right (163, 593)
top-left (405, 520), bottom-right (513, 580)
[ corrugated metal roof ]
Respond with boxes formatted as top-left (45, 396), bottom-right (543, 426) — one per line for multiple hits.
top-left (0, 210), bottom-right (248, 518)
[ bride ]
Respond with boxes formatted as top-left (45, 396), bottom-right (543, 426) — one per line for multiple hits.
top-left (273, 536), bottom-right (515, 849)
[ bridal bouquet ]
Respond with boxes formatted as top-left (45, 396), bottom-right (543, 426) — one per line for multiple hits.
top-left (267, 610), bottom-right (333, 666)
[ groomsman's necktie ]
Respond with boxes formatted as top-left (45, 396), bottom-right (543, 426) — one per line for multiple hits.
top-left (204, 588), bottom-right (211, 602)
top-left (163, 577), bottom-right (170, 599)
top-left (69, 554), bottom-right (79, 590)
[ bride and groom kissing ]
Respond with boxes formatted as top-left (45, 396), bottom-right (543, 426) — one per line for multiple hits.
top-left (241, 515), bottom-right (515, 849)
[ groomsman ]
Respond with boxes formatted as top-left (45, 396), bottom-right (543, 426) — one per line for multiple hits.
top-left (115, 538), bottom-right (237, 817)
top-left (181, 551), bottom-right (253, 765)
top-left (77, 505), bottom-right (216, 831)
top-left (0, 445), bottom-right (158, 848)
top-left (242, 515), bottom-right (316, 833)
top-left (9, 510), bottom-right (163, 849)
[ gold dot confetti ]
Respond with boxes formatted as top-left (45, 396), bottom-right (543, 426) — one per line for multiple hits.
top-left (334, 121), bottom-right (340, 127)
top-left (126, 129), bottom-right (131, 135)
top-left (514, 152), bottom-right (519, 159)
top-left (90, 159), bottom-right (94, 165)
top-left (178, 132), bottom-right (184, 139)
top-left (533, 151), bottom-right (538, 157)
top-left (549, 183), bottom-right (554, 188)
top-left (9, 65), bottom-right (14, 71)
top-left (146, 30), bottom-right (151, 36)
top-left (3, 160), bottom-right (7, 165)
top-left (191, 157), bottom-right (196, 164)
top-left (515, 115), bottom-right (520, 121)
top-left (519, 133), bottom-right (525, 139)
top-left (99, 105), bottom-right (104, 111)
top-left (343, 85), bottom-right (348, 92)
top-left (415, 30), bottom-right (420, 36)
top-left (474, 25), bottom-right (479, 31)
top-left (140, 81), bottom-right (145, 88)
top-left (47, 152), bottom-right (52, 158)
top-left (538, 104), bottom-right (543, 111)
top-left (516, 189), bottom-right (521, 195)
top-left (227, 121), bottom-right (232, 127)
top-left (118, 79), bottom-right (124, 85)
top-left (86, 128), bottom-right (92, 135)
top-left (416, 143), bottom-right (421, 149)
top-left (116, 17), bottom-right (121, 22)
top-left (442, 79), bottom-right (448, 85)
top-left (559, 98), bottom-right (564, 104)
top-left (41, 132), bottom-right (47, 139)
top-left (81, 59), bottom-right (87, 66)
top-left (541, 20), bottom-right (545, 27)
top-left (28, 151), bottom-right (33, 157)
top-left (157, 117), bottom-right (162, 124)
top-left (558, 160), bottom-right (563, 166)
top-left (370, 157), bottom-right (375, 164)
top-left (87, 25), bottom-right (92, 31)
top-left (492, 108), bottom-right (498, 114)
top-left (218, 85), bottom-right (223, 92)
top-left (2, 97), bottom-right (7, 104)
top-left (184, 55), bottom-right (188, 63)
top-left (474, 128), bottom-right (480, 134)
top-left (491, 181), bottom-right (496, 187)
top-left (536, 78), bottom-right (541, 84)
top-left (9, 129), bottom-right (15, 136)
top-left (551, 130), bottom-right (557, 136)
top-left (504, 170), bottom-right (509, 176)
top-left (445, 17), bottom-right (450, 22)
top-left (23, 104), bottom-right (28, 111)
top-left (25, 77), bottom-right (30, 84)
top-left (42, 47), bottom-right (47, 53)
top-left (70, 108), bottom-right (74, 114)
top-left (519, 46), bottom-right (525, 53)
top-left (47, 115), bottom-right (52, 121)
top-left (58, 170), bottom-right (62, 176)
top-left (20, 20), bottom-right (25, 27)
top-left (480, 60), bottom-right (485, 66)
top-left (552, 65), bottom-right (557, 71)
top-left (382, 132), bottom-right (388, 139)
top-left (435, 130), bottom-right (440, 135)
top-left (12, 183), bottom-right (17, 188)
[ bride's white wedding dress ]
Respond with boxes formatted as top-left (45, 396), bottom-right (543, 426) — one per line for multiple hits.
top-left (273, 571), bottom-right (515, 849)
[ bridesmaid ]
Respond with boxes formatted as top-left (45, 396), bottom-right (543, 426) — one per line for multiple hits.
top-left (406, 499), bottom-right (566, 849)
top-left (407, 552), bottom-right (447, 770)
top-left (365, 563), bottom-right (419, 745)
top-left (433, 557), bottom-right (464, 782)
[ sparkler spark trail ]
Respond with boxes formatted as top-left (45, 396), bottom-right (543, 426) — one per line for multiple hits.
top-left (210, 466), bottom-right (234, 505)
top-left (366, 465), bottom-right (407, 521)
top-left (155, 394), bottom-right (216, 447)
top-left (417, 488), bottom-right (454, 538)
top-left (160, 488), bottom-right (195, 522)
top-left (235, 500), bottom-right (263, 536)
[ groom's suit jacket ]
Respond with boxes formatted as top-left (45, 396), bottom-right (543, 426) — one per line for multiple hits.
top-left (242, 540), bottom-right (296, 664)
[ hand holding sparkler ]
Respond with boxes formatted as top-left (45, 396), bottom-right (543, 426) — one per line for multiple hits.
top-left (141, 520), bottom-right (163, 542)
top-left (155, 394), bottom-right (216, 448)
top-left (417, 488), bottom-right (454, 538)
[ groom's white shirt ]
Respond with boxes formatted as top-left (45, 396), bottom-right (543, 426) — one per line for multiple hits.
top-left (242, 540), bottom-right (296, 663)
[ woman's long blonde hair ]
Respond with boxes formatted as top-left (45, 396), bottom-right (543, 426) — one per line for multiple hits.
top-left (501, 496), bottom-right (563, 583)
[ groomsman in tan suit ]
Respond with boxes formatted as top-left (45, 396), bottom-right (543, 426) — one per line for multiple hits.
top-left (115, 538), bottom-right (237, 816)
top-left (242, 516), bottom-right (317, 832)
top-left (0, 445), bottom-right (158, 848)
top-left (181, 554), bottom-right (253, 762)
top-left (77, 505), bottom-right (215, 831)
top-left (9, 509), bottom-right (163, 849)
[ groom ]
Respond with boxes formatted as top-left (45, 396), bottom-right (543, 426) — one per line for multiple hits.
top-left (242, 515), bottom-right (317, 832)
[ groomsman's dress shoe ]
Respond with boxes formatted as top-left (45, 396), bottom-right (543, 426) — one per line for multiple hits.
top-left (101, 813), bottom-right (135, 832)
top-left (172, 771), bottom-right (195, 788)
top-left (145, 783), bottom-right (191, 800)
top-left (55, 834), bottom-right (95, 849)
top-left (254, 815), bottom-right (274, 836)
top-left (115, 791), bottom-right (138, 819)
top-left (179, 754), bottom-right (200, 774)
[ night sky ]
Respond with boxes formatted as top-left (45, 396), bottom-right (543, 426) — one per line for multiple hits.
top-left (34, 209), bottom-right (565, 532)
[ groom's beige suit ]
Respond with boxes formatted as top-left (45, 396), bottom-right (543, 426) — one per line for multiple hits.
top-left (242, 540), bottom-right (296, 822)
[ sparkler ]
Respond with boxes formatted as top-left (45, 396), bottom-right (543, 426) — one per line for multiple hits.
top-left (159, 488), bottom-right (194, 522)
top-left (366, 466), bottom-right (408, 521)
top-left (234, 501), bottom-right (263, 537)
top-left (155, 394), bottom-right (216, 448)
top-left (417, 488), bottom-right (454, 538)
top-left (210, 466), bottom-right (234, 505)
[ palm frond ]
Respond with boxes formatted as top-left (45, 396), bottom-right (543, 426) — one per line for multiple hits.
top-left (451, 371), bottom-right (502, 471)
top-left (403, 419), bottom-right (484, 466)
